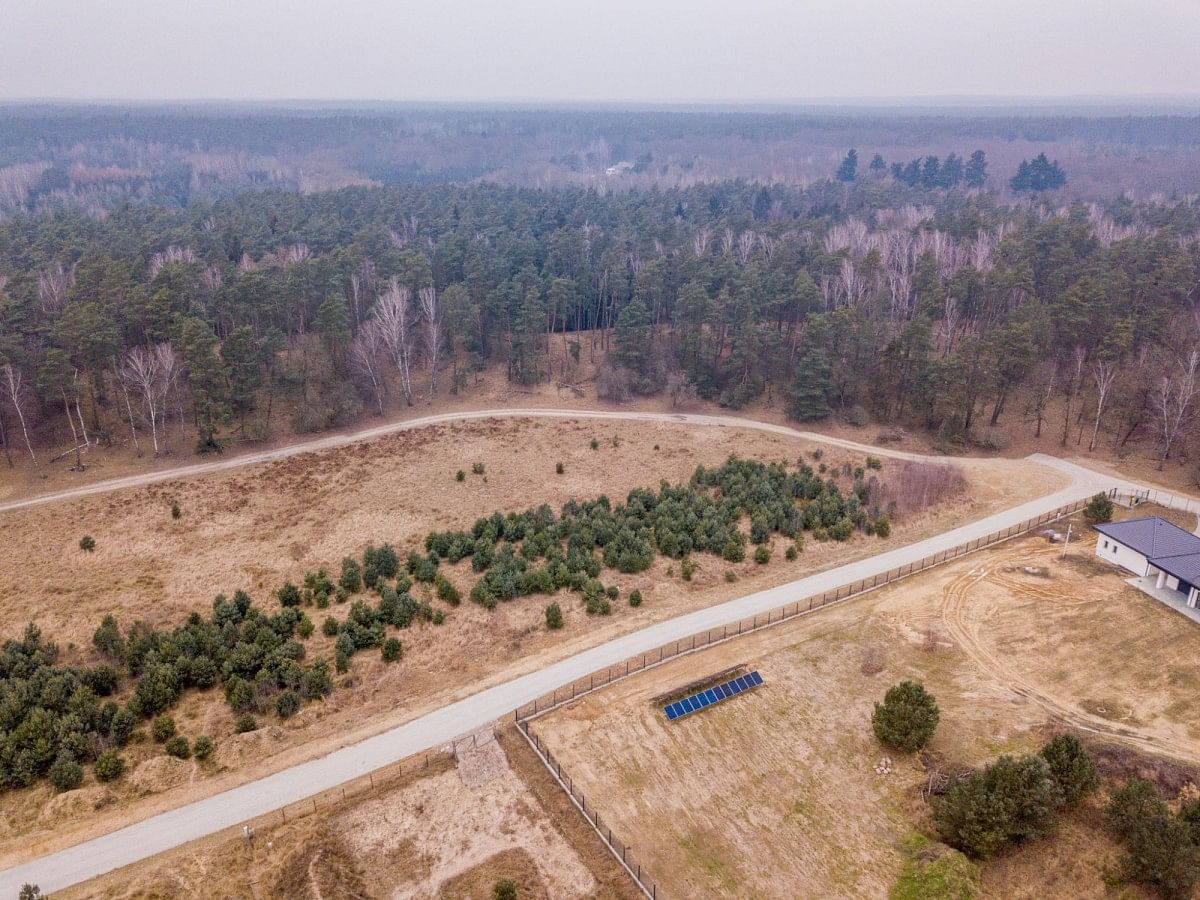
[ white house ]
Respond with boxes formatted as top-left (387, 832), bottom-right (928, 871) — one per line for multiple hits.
top-left (1094, 516), bottom-right (1200, 609)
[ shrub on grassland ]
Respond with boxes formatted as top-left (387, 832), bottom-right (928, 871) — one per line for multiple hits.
top-left (932, 754), bottom-right (1063, 859)
top-left (872, 681), bottom-right (939, 752)
top-left (164, 736), bottom-right (190, 759)
top-left (93, 749), bottom-right (125, 782)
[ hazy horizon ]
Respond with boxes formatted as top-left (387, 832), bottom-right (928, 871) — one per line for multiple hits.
top-left (4, 0), bottom-right (1198, 104)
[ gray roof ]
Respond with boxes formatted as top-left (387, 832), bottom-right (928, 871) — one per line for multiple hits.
top-left (1154, 553), bottom-right (1200, 586)
top-left (1094, 516), bottom-right (1200, 587)
top-left (1093, 516), bottom-right (1200, 559)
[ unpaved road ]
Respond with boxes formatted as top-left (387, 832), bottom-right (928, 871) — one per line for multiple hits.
top-left (0, 411), bottom-right (1192, 895)
top-left (0, 408), bottom-right (935, 516)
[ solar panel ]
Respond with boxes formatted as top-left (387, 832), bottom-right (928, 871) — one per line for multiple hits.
top-left (662, 670), bottom-right (764, 721)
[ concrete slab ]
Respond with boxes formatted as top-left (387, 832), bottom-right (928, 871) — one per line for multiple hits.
top-left (1127, 575), bottom-right (1200, 625)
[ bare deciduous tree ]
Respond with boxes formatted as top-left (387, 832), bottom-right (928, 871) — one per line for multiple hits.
top-left (375, 278), bottom-right (415, 406)
top-left (115, 355), bottom-right (141, 457)
top-left (1154, 349), bottom-right (1200, 469)
top-left (1089, 359), bottom-right (1118, 452)
top-left (417, 286), bottom-right (442, 399)
top-left (148, 245), bottom-right (198, 279)
top-left (1061, 346), bottom-right (1087, 447)
top-left (120, 344), bottom-right (178, 457)
top-left (154, 343), bottom-right (183, 448)
top-left (37, 262), bottom-right (75, 314)
top-left (349, 318), bottom-right (387, 416)
top-left (1, 363), bottom-right (37, 465)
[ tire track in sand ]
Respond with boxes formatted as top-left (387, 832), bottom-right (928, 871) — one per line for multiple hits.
top-left (939, 548), bottom-right (1200, 763)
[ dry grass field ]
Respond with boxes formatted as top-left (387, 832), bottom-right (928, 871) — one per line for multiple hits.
top-left (531, 516), bottom-right (1200, 899)
top-left (0, 416), bottom-right (1064, 866)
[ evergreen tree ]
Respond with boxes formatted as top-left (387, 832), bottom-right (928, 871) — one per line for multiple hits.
top-left (178, 317), bottom-right (228, 451)
top-left (752, 185), bottom-right (773, 221)
top-left (613, 296), bottom-right (653, 374)
top-left (934, 755), bottom-right (1065, 859)
top-left (836, 149), bottom-right (858, 182)
top-left (220, 326), bottom-right (263, 435)
top-left (965, 149), bottom-right (988, 187)
top-left (868, 153), bottom-right (887, 173)
top-left (1011, 153), bottom-right (1067, 191)
top-left (787, 348), bottom-right (832, 421)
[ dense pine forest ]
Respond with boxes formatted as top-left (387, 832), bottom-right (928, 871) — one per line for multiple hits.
top-left (0, 106), bottom-right (1199, 478)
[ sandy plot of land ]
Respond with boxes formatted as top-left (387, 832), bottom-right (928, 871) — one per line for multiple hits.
top-left (61, 732), bottom-right (599, 900)
top-left (338, 739), bottom-right (594, 899)
top-left (532, 524), bottom-right (1200, 899)
top-left (0, 416), bottom-right (1065, 864)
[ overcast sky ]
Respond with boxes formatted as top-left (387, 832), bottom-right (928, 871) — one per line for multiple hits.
top-left (3, 0), bottom-right (1198, 103)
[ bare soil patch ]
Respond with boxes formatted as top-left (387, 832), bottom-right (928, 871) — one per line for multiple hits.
top-left (532, 532), bottom-right (1200, 898)
top-left (63, 730), bottom-right (602, 900)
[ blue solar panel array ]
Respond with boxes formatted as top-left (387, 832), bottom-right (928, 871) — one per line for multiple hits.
top-left (663, 670), bottom-right (764, 721)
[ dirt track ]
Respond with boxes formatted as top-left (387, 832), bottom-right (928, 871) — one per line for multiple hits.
top-left (940, 544), bottom-right (1200, 763)
top-left (0, 407), bottom-right (969, 515)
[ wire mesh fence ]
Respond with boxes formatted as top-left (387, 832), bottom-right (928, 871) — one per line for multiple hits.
top-left (514, 492), bottom-right (1100, 724)
top-left (517, 720), bottom-right (663, 899)
top-left (512, 491), bottom-right (1105, 900)
top-left (254, 742), bottom-right (463, 833)
top-left (1119, 487), bottom-right (1200, 517)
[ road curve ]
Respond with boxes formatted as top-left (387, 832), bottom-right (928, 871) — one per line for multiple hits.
top-left (0, 416), bottom-right (1191, 894)
top-left (0, 407), bottom-right (935, 516)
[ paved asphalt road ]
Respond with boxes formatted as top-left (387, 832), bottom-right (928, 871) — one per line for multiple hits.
top-left (0, 412), bottom-right (1185, 895)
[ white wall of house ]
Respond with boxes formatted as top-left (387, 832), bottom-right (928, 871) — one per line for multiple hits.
top-left (1095, 536), bottom-right (1150, 576)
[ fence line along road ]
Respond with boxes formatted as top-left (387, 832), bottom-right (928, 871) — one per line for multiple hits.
top-left (0, 467), bottom-right (1142, 895)
top-left (513, 492), bottom-right (1101, 724)
top-left (511, 493), bottom-right (1101, 900)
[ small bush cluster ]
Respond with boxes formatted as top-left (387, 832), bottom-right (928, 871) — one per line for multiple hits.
top-left (0, 625), bottom-right (125, 791)
top-left (93, 749), bottom-right (125, 782)
top-left (164, 735), bottom-right (191, 759)
top-left (1106, 778), bottom-right (1200, 899)
top-left (933, 735), bottom-right (1097, 860)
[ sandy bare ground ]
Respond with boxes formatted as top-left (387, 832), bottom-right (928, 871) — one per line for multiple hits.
top-left (532, 522), bottom-right (1200, 899)
top-left (59, 734), bottom-right (598, 900)
top-left (0, 414), bottom-right (1064, 869)
top-left (0, 404), bottom-right (1023, 515)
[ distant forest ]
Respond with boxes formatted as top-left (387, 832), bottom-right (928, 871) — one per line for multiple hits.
top-left (0, 106), bottom-right (1198, 476)
top-left (3, 104), bottom-right (1200, 206)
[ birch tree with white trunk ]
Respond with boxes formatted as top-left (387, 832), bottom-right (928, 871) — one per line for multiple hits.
top-left (120, 344), bottom-right (177, 457)
top-left (1089, 359), bottom-right (1118, 452)
top-left (375, 278), bottom-right (415, 406)
top-left (417, 285), bottom-right (442, 399)
top-left (1154, 349), bottom-right (1200, 469)
top-left (1, 363), bottom-right (37, 465)
top-left (349, 318), bottom-right (387, 416)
